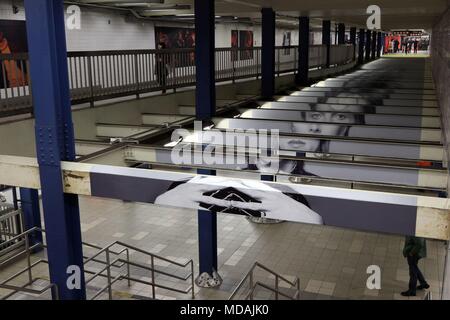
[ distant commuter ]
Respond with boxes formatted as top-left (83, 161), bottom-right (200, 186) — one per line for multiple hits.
top-left (155, 42), bottom-right (169, 94)
top-left (413, 39), bottom-right (419, 54)
top-left (401, 236), bottom-right (430, 296)
top-left (393, 39), bottom-right (399, 53)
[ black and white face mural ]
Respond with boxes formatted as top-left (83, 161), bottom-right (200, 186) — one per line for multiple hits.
top-left (242, 104), bottom-right (360, 174)
top-left (131, 64), bottom-right (443, 237)
top-left (84, 164), bottom-right (437, 237)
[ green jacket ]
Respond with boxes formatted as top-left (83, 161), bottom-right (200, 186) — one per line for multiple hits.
top-left (403, 236), bottom-right (427, 258)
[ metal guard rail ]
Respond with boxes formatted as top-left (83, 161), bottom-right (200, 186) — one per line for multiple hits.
top-left (0, 45), bottom-right (355, 116)
top-left (0, 227), bottom-right (58, 300)
top-left (229, 261), bottom-right (300, 300)
top-left (0, 227), bottom-right (195, 300)
top-left (82, 240), bottom-right (195, 300)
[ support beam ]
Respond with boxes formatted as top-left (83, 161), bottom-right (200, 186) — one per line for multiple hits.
top-left (371, 31), bottom-right (377, 60)
top-left (261, 8), bottom-right (276, 99)
top-left (322, 20), bottom-right (331, 68)
top-left (194, 0), bottom-right (215, 120)
top-left (443, 243), bottom-right (450, 299)
top-left (2, 156), bottom-right (449, 241)
top-left (377, 32), bottom-right (383, 58)
top-left (337, 23), bottom-right (346, 44)
top-left (358, 29), bottom-right (365, 64)
top-left (365, 30), bottom-right (372, 62)
top-left (194, 0), bottom-right (221, 288)
top-left (120, 144), bottom-right (447, 190)
top-left (196, 168), bottom-right (222, 288)
top-left (24, 0), bottom-right (86, 300)
top-left (296, 16), bottom-right (310, 86)
top-left (350, 27), bottom-right (357, 61)
top-left (19, 188), bottom-right (43, 250)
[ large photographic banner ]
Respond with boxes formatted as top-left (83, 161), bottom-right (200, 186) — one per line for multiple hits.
top-left (236, 108), bottom-right (440, 128)
top-left (273, 95), bottom-right (437, 108)
top-left (255, 101), bottom-right (438, 116)
top-left (239, 30), bottom-right (254, 60)
top-left (231, 30), bottom-right (238, 61)
top-left (230, 30), bottom-right (254, 61)
top-left (176, 129), bottom-right (443, 162)
top-left (130, 146), bottom-right (445, 189)
top-left (0, 20), bottom-right (28, 88)
top-left (211, 117), bottom-right (441, 142)
top-left (155, 26), bottom-right (195, 66)
top-left (58, 162), bottom-right (449, 240)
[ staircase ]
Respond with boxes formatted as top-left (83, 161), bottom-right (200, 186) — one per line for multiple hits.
top-left (229, 262), bottom-right (300, 300)
top-left (0, 227), bottom-right (195, 300)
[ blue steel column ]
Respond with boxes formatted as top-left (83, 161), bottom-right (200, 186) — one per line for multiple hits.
top-left (194, 0), bottom-right (221, 287)
top-left (261, 8), bottom-right (276, 99)
top-left (349, 27), bottom-right (356, 61)
top-left (24, 0), bottom-right (86, 300)
top-left (365, 30), bottom-right (372, 61)
top-left (19, 188), bottom-right (43, 250)
top-left (337, 23), bottom-right (345, 44)
top-left (358, 29), bottom-right (365, 64)
top-left (322, 20), bottom-right (331, 68)
top-left (377, 32), bottom-right (383, 58)
top-left (371, 31), bottom-right (377, 60)
top-left (296, 16), bottom-right (310, 86)
top-left (195, 0), bottom-right (216, 121)
top-left (197, 168), bottom-right (219, 285)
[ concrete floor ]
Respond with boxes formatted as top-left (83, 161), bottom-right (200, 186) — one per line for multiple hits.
top-left (1, 195), bottom-right (446, 300)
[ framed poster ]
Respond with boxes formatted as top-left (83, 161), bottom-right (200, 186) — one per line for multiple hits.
top-left (282, 31), bottom-right (291, 54)
top-left (155, 26), bottom-right (196, 66)
top-left (0, 20), bottom-right (28, 88)
top-left (231, 30), bottom-right (239, 61)
top-left (239, 30), bottom-right (254, 60)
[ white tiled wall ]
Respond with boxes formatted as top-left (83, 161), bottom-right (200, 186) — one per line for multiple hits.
top-left (430, 7), bottom-right (450, 300)
top-left (0, 0), bottom-right (322, 52)
top-left (430, 6), bottom-right (449, 300)
top-left (0, 1), bottom-right (25, 20)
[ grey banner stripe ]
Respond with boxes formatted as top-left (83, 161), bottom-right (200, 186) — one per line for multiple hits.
top-left (89, 171), bottom-right (417, 237)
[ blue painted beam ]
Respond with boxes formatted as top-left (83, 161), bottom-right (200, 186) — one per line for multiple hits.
top-left (296, 17), bottom-right (310, 86)
top-left (24, 0), bottom-right (86, 300)
top-left (322, 20), bottom-right (331, 68)
top-left (337, 23), bottom-right (346, 44)
top-left (19, 188), bottom-right (43, 250)
top-left (194, 0), bottom-right (219, 286)
top-left (195, 0), bottom-right (216, 120)
top-left (365, 30), bottom-right (372, 61)
top-left (261, 8), bottom-right (276, 99)
top-left (371, 31), bottom-right (377, 60)
top-left (358, 29), bottom-right (365, 64)
top-left (350, 27), bottom-right (357, 60)
top-left (377, 32), bottom-right (383, 58)
top-left (197, 168), bottom-right (218, 281)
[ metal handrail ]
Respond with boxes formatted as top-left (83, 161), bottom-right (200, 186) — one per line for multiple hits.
top-left (1, 227), bottom-right (195, 300)
top-left (83, 240), bottom-right (195, 300)
top-left (246, 281), bottom-right (299, 300)
top-left (0, 227), bottom-right (58, 300)
top-left (0, 44), bottom-right (355, 117)
top-left (229, 262), bottom-right (300, 300)
top-left (424, 291), bottom-right (433, 300)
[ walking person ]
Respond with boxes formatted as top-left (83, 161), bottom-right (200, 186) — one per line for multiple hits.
top-left (413, 39), bottom-right (419, 54)
top-left (155, 42), bottom-right (169, 94)
top-left (401, 236), bottom-right (430, 296)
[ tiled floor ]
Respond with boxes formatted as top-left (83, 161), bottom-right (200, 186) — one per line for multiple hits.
top-left (0, 195), bottom-right (447, 300)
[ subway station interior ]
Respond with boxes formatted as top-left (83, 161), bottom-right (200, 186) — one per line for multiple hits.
top-left (0, 0), bottom-right (449, 302)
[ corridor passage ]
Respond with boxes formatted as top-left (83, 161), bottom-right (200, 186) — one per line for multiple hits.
top-left (1, 56), bottom-right (446, 301)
